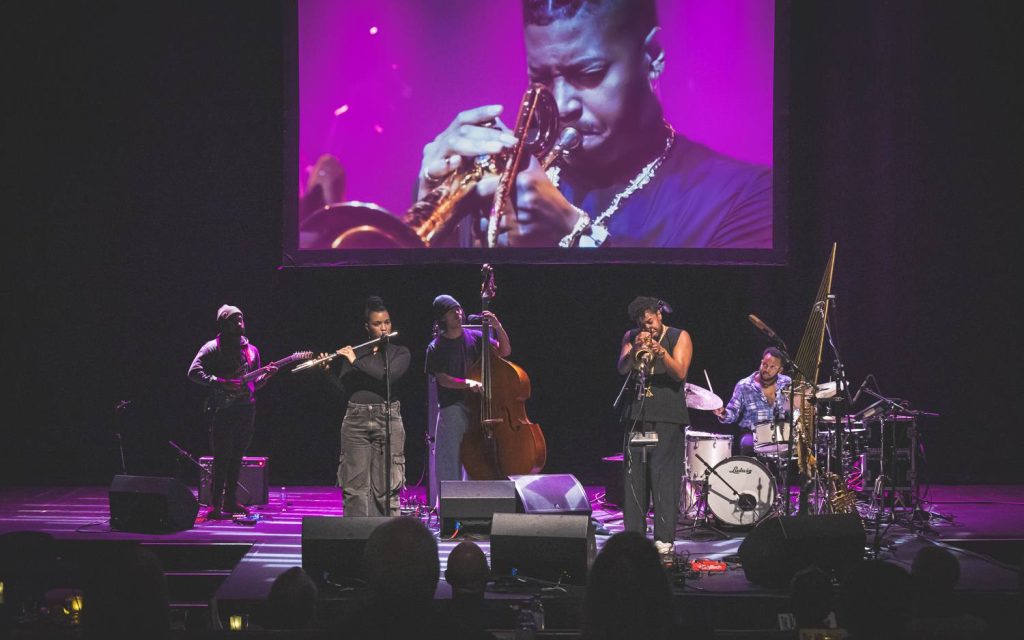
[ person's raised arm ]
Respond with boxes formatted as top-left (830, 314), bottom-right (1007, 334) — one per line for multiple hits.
top-left (659, 330), bottom-right (692, 382)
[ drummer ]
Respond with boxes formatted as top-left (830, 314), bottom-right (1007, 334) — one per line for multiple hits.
top-left (713, 347), bottom-right (793, 455)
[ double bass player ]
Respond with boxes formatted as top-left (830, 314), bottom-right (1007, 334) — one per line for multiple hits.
top-left (425, 295), bottom-right (511, 491)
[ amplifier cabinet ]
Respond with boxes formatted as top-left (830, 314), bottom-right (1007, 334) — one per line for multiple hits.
top-left (198, 456), bottom-right (269, 506)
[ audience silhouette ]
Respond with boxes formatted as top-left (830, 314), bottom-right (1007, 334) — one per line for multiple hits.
top-left (907, 545), bottom-right (988, 639)
top-left (81, 544), bottom-right (170, 640)
top-left (839, 560), bottom-right (912, 640)
top-left (582, 531), bottom-right (676, 640)
top-left (263, 566), bottom-right (319, 630)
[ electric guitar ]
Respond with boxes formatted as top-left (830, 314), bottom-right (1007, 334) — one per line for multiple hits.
top-left (205, 351), bottom-right (313, 412)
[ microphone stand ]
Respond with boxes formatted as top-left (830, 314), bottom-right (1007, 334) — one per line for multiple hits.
top-left (823, 297), bottom-right (852, 511)
top-left (382, 335), bottom-right (394, 517)
top-left (114, 401), bottom-right (131, 475)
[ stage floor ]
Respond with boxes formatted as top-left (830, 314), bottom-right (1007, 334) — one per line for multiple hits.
top-left (1, 483), bottom-right (1020, 631)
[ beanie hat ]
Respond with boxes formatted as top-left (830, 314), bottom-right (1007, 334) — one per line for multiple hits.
top-left (432, 295), bottom-right (461, 321)
top-left (216, 304), bottom-right (243, 324)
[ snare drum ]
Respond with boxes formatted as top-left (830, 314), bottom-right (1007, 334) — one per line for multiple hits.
top-left (685, 430), bottom-right (733, 482)
top-left (705, 456), bottom-right (776, 527)
top-left (753, 420), bottom-right (792, 455)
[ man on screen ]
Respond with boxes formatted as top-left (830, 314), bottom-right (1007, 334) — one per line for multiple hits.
top-left (417, 0), bottom-right (772, 249)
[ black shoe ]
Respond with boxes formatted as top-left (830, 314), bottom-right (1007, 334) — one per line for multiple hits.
top-left (224, 503), bottom-right (249, 516)
top-left (207, 508), bottom-right (231, 520)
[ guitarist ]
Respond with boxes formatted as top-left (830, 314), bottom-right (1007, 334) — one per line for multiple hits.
top-left (188, 305), bottom-right (278, 519)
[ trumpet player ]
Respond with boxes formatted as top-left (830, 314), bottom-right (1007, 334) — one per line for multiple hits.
top-left (321, 296), bottom-right (410, 517)
top-left (616, 296), bottom-right (692, 558)
top-left (416, 0), bottom-right (771, 249)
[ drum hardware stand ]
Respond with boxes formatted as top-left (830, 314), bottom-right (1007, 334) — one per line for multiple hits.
top-left (679, 456), bottom-right (726, 540)
top-left (778, 345), bottom-right (809, 516)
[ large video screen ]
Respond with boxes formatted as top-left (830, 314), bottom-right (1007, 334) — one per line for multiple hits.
top-left (284, 0), bottom-right (785, 266)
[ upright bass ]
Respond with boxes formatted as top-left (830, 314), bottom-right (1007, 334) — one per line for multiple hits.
top-left (460, 265), bottom-right (547, 479)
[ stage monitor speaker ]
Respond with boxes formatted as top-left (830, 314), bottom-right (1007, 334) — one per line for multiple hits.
top-left (438, 480), bottom-right (516, 536)
top-left (490, 512), bottom-right (595, 585)
top-left (301, 516), bottom-right (390, 585)
top-left (738, 514), bottom-right (866, 588)
top-left (509, 474), bottom-right (592, 516)
top-left (198, 456), bottom-right (270, 506)
top-left (108, 474), bottom-right (199, 534)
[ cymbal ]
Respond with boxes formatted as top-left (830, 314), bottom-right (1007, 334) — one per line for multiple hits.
top-left (685, 383), bottom-right (723, 411)
top-left (815, 381), bottom-right (837, 399)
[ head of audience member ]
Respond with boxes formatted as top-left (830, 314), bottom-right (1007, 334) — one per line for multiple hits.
top-left (445, 541), bottom-right (490, 597)
top-left (263, 566), bottom-right (319, 630)
top-left (583, 531), bottom-right (673, 640)
top-left (790, 565), bottom-right (834, 629)
top-left (839, 560), bottom-right (913, 640)
top-left (82, 544), bottom-right (170, 640)
top-left (0, 531), bottom-right (59, 613)
top-left (522, 0), bottom-right (665, 175)
top-left (363, 517), bottom-right (439, 606)
top-left (911, 545), bottom-right (961, 609)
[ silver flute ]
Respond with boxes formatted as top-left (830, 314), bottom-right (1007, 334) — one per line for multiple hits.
top-left (292, 331), bottom-right (398, 373)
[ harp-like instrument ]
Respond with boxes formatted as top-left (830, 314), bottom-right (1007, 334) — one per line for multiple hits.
top-left (790, 243), bottom-right (837, 480)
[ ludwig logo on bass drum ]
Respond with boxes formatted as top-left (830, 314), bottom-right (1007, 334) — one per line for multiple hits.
top-left (729, 466), bottom-right (753, 474)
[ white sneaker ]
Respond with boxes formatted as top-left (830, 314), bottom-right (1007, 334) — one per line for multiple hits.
top-left (654, 540), bottom-right (674, 555)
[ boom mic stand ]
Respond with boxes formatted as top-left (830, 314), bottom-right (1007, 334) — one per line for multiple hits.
top-left (748, 313), bottom-right (808, 516)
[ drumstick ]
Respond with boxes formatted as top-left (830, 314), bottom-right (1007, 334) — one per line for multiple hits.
top-left (704, 369), bottom-right (714, 394)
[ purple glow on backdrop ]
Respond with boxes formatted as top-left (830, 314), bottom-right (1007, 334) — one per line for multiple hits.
top-left (298, 0), bottom-right (774, 221)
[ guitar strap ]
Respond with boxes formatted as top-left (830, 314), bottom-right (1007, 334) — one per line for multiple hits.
top-left (242, 344), bottom-right (256, 372)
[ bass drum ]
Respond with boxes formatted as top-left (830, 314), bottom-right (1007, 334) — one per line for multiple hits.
top-left (706, 456), bottom-right (776, 527)
top-left (299, 201), bottom-right (425, 249)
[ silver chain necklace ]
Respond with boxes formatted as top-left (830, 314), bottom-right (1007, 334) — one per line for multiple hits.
top-left (555, 124), bottom-right (676, 248)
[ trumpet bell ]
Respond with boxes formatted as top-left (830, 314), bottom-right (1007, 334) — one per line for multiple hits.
top-left (300, 201), bottom-right (424, 249)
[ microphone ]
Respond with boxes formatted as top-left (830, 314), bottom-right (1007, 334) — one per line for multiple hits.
top-left (748, 314), bottom-right (784, 346)
top-left (852, 375), bottom-right (870, 405)
top-left (465, 313), bottom-right (483, 324)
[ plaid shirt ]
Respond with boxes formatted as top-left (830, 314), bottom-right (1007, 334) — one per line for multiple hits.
top-left (718, 371), bottom-right (793, 431)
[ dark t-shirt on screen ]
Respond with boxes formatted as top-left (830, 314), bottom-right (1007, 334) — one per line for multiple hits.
top-left (559, 134), bottom-right (772, 248)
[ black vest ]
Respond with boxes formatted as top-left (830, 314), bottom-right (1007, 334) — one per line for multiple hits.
top-left (623, 326), bottom-right (689, 425)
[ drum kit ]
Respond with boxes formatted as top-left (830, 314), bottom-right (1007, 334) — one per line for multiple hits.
top-left (677, 381), bottom-right (928, 533)
top-left (680, 384), bottom-right (783, 530)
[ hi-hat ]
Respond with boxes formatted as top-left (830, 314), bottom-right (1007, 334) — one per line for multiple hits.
top-left (685, 383), bottom-right (723, 411)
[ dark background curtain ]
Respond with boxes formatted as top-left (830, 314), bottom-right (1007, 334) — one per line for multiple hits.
top-left (4, 1), bottom-right (1020, 487)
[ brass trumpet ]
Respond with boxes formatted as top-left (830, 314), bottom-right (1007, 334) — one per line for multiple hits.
top-left (633, 333), bottom-right (658, 366)
top-left (403, 84), bottom-right (578, 247)
top-left (302, 85), bottom-right (578, 250)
